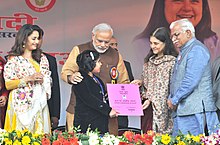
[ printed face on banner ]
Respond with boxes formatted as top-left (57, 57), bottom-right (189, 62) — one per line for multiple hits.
top-left (164, 0), bottom-right (203, 26)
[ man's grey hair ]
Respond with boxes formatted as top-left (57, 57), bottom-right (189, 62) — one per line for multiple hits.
top-left (92, 23), bottom-right (113, 36)
top-left (170, 18), bottom-right (195, 37)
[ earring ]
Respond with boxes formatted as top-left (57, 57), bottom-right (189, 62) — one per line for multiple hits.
top-left (22, 45), bottom-right (25, 48)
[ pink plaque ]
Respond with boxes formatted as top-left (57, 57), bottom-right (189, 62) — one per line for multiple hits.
top-left (107, 84), bottom-right (143, 116)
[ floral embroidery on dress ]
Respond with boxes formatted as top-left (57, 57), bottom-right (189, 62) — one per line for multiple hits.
top-left (4, 55), bottom-right (50, 113)
top-left (141, 55), bottom-right (176, 134)
top-left (12, 87), bottom-right (33, 113)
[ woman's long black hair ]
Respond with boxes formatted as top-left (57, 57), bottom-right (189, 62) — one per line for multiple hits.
top-left (8, 24), bottom-right (43, 63)
top-left (144, 27), bottom-right (178, 63)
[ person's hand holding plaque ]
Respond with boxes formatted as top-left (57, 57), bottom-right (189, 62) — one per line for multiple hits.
top-left (109, 109), bottom-right (118, 118)
top-left (130, 79), bottom-right (142, 87)
top-left (107, 84), bottom-right (144, 116)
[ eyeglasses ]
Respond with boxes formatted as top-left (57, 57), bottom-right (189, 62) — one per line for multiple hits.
top-left (170, 31), bottom-right (185, 39)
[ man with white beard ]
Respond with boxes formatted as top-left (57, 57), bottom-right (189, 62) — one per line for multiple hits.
top-left (61, 23), bottom-right (129, 135)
